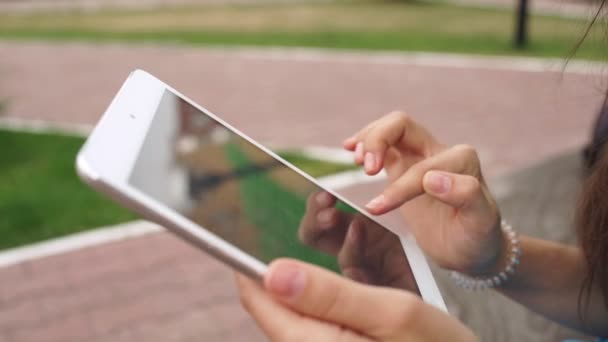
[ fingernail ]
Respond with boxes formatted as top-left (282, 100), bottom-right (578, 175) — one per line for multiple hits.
top-left (355, 142), bottom-right (364, 162)
top-left (365, 194), bottom-right (386, 212)
top-left (316, 209), bottom-right (334, 224)
top-left (364, 152), bottom-right (376, 172)
top-left (267, 263), bottom-right (307, 299)
top-left (425, 171), bottom-right (451, 194)
top-left (315, 192), bottom-right (332, 206)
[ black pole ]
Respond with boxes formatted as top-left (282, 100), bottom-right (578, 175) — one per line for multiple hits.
top-left (515, 0), bottom-right (529, 48)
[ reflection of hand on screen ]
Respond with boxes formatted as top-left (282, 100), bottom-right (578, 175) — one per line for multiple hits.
top-left (298, 191), bottom-right (417, 291)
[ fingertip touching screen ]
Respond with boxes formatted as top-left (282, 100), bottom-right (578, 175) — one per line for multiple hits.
top-left (128, 90), bottom-right (419, 294)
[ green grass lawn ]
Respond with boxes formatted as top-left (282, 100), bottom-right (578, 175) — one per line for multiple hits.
top-left (0, 1), bottom-right (604, 59)
top-left (0, 129), bottom-right (137, 250)
top-left (0, 128), bottom-right (355, 250)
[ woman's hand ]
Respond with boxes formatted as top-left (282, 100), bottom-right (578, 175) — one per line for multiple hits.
top-left (236, 259), bottom-right (478, 342)
top-left (344, 111), bottom-right (502, 275)
top-left (298, 191), bottom-right (416, 289)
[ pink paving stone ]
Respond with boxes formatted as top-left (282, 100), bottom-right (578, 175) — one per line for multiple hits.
top-left (0, 264), bottom-right (28, 303)
top-left (0, 298), bottom-right (45, 333)
top-left (9, 309), bottom-right (95, 342)
top-left (74, 239), bottom-right (235, 334)
top-left (37, 285), bottom-right (114, 327)
top-left (0, 260), bottom-right (70, 305)
top-left (200, 302), bottom-right (265, 341)
top-left (120, 305), bottom-right (257, 342)
top-left (95, 266), bottom-right (229, 321)
top-left (57, 233), bottom-right (196, 289)
top-left (91, 328), bottom-right (136, 342)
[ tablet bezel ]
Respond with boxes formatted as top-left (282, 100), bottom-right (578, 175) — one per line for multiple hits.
top-left (76, 69), bottom-right (447, 311)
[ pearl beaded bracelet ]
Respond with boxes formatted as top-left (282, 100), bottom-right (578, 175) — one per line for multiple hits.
top-left (449, 220), bottom-right (521, 291)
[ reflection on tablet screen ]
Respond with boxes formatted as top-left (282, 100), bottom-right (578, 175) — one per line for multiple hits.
top-left (129, 90), bottom-right (419, 294)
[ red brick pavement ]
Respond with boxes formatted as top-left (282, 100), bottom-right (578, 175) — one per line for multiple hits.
top-left (0, 41), bottom-right (605, 341)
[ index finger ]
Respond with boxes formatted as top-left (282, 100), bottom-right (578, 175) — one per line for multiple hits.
top-left (365, 144), bottom-right (483, 215)
top-left (362, 112), bottom-right (441, 174)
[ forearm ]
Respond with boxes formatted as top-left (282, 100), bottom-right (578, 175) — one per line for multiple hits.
top-left (495, 235), bottom-right (607, 336)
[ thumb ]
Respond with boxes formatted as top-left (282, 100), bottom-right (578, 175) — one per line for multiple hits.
top-left (422, 170), bottom-right (487, 210)
top-left (263, 258), bottom-right (421, 336)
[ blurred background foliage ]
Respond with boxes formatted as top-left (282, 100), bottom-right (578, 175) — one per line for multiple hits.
top-left (0, 0), bottom-right (604, 59)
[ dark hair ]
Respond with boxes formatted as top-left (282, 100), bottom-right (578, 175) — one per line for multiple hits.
top-left (577, 144), bottom-right (608, 319)
top-left (575, 0), bottom-right (608, 321)
top-left (583, 99), bottom-right (608, 169)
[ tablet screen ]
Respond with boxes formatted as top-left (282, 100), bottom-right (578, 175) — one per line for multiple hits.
top-left (128, 89), bottom-right (418, 293)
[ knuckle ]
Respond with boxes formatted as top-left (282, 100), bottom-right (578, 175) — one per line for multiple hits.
top-left (297, 226), bottom-right (312, 245)
top-left (453, 144), bottom-right (478, 160)
top-left (388, 292), bottom-right (422, 328)
top-left (320, 208), bottom-right (339, 227)
top-left (408, 162), bottom-right (427, 180)
top-left (460, 176), bottom-right (481, 198)
top-left (297, 221), bottom-right (320, 246)
top-left (299, 195), bottom-right (323, 244)
top-left (317, 284), bottom-right (343, 321)
top-left (305, 193), bottom-right (318, 210)
top-left (453, 144), bottom-right (481, 168)
top-left (364, 134), bottom-right (388, 151)
top-left (388, 110), bottom-right (410, 122)
top-left (396, 111), bottom-right (412, 127)
top-left (356, 120), bottom-right (378, 140)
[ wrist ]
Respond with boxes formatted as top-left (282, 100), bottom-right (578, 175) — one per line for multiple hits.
top-left (450, 220), bottom-right (521, 291)
top-left (467, 222), bottom-right (510, 277)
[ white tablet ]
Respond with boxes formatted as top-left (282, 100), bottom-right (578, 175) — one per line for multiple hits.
top-left (76, 70), bottom-right (447, 311)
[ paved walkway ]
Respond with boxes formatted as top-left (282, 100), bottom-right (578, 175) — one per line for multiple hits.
top-left (0, 233), bottom-right (264, 342)
top-left (0, 41), bottom-right (605, 341)
top-left (1, 41), bottom-right (604, 178)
